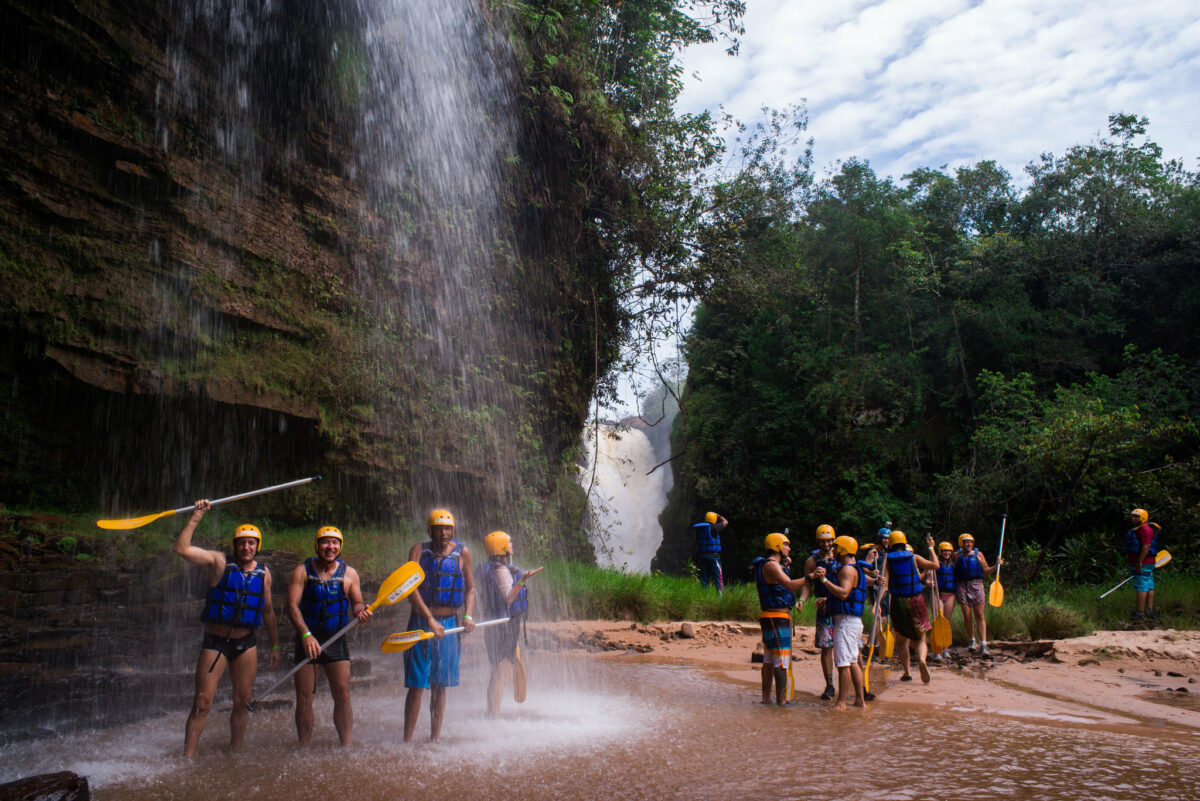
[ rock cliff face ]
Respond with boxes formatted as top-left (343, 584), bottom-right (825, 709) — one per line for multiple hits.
top-left (0, 0), bottom-right (600, 542)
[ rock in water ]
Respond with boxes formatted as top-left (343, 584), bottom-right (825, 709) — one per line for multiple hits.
top-left (0, 771), bottom-right (89, 801)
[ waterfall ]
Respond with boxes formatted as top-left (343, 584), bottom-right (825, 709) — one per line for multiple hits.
top-left (581, 423), bottom-right (670, 573)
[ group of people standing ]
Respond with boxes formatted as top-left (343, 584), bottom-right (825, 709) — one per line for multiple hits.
top-left (698, 511), bottom-right (1001, 710)
top-left (174, 502), bottom-right (539, 756)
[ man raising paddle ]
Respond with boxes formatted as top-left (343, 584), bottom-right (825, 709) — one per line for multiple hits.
top-left (173, 500), bottom-right (280, 757)
top-left (286, 525), bottom-right (372, 747)
top-left (403, 509), bottom-right (476, 742)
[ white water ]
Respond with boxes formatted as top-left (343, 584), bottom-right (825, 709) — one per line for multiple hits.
top-left (581, 424), bottom-right (669, 573)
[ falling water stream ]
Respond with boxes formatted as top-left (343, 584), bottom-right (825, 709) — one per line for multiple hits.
top-left (582, 423), bottom-right (671, 573)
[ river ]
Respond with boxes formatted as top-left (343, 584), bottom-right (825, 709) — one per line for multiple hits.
top-left (3, 644), bottom-right (1198, 801)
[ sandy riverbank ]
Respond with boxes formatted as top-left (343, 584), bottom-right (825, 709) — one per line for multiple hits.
top-left (532, 620), bottom-right (1200, 731)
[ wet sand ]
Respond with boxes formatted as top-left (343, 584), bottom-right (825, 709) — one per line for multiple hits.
top-left (536, 620), bottom-right (1200, 731)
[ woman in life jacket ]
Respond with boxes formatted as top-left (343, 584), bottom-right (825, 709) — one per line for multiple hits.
top-left (475, 530), bottom-right (543, 718)
top-left (953, 533), bottom-right (1000, 656)
top-left (931, 541), bottom-right (957, 663)
top-left (882, 531), bottom-right (938, 684)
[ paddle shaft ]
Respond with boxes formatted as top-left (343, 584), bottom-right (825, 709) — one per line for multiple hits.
top-left (176, 476), bottom-right (321, 517)
top-left (995, 513), bottom-right (1007, 582)
top-left (246, 561), bottom-right (423, 711)
top-left (1099, 550), bottom-right (1172, 599)
top-left (250, 616), bottom-right (363, 707)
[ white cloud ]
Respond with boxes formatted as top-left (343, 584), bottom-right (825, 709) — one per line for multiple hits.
top-left (677, 0), bottom-right (1200, 181)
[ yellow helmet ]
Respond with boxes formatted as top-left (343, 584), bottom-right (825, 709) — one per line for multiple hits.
top-left (484, 530), bottom-right (513, 556)
top-left (958, 532), bottom-right (975, 547)
top-left (764, 532), bottom-right (790, 553)
top-left (938, 541), bottom-right (954, 554)
top-left (888, 530), bottom-right (907, 546)
top-left (316, 525), bottom-right (343, 546)
top-left (834, 535), bottom-right (858, 558)
top-left (815, 524), bottom-right (835, 541)
top-left (233, 523), bottom-right (261, 546)
top-left (428, 509), bottom-right (455, 531)
top-left (1130, 508), bottom-right (1149, 524)
top-left (705, 511), bottom-right (719, 524)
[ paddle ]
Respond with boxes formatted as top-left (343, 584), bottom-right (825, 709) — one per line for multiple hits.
top-left (1099, 549), bottom-right (1173, 599)
top-left (246, 561), bottom-right (423, 711)
top-left (380, 616), bottom-right (511, 653)
top-left (883, 615), bottom-right (895, 658)
top-left (97, 476), bottom-right (322, 530)
top-left (514, 645), bottom-right (528, 703)
top-left (929, 543), bottom-right (952, 650)
top-left (988, 513), bottom-right (1007, 607)
top-left (864, 591), bottom-right (884, 695)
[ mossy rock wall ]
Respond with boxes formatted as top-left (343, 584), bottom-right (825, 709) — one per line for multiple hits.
top-left (0, 0), bottom-right (604, 554)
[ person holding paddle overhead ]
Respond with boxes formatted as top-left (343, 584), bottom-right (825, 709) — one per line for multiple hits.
top-left (819, 535), bottom-right (876, 709)
top-left (285, 525), bottom-right (371, 747)
top-left (953, 533), bottom-right (1000, 656)
top-left (403, 509), bottom-right (476, 742)
top-left (173, 500), bottom-right (280, 757)
top-left (1123, 507), bottom-right (1160, 624)
top-left (475, 530), bottom-right (543, 718)
top-left (750, 532), bottom-right (824, 705)
top-left (799, 524), bottom-right (840, 700)
top-left (882, 531), bottom-right (937, 683)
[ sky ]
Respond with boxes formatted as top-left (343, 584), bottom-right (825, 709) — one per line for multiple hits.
top-left (676, 0), bottom-right (1200, 184)
top-left (611, 0), bottom-right (1200, 418)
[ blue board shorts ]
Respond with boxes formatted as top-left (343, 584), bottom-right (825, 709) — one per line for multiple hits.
top-left (1131, 564), bottom-right (1154, 593)
top-left (404, 614), bottom-right (461, 689)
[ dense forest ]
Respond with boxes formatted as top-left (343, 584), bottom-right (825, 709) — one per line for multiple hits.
top-left (657, 112), bottom-right (1200, 584)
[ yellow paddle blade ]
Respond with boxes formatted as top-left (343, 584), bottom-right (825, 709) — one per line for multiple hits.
top-left (380, 630), bottom-right (433, 653)
top-left (96, 509), bottom-right (176, 530)
top-left (988, 578), bottom-right (1004, 608)
top-left (932, 613), bottom-right (953, 649)
top-left (883, 625), bottom-right (895, 658)
top-left (514, 646), bottom-right (528, 703)
top-left (367, 561), bottom-right (425, 612)
top-left (1155, 549), bottom-right (1172, 568)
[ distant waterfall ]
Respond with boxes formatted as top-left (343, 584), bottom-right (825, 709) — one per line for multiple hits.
top-left (581, 423), bottom-right (670, 573)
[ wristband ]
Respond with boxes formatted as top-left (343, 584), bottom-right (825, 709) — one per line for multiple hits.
top-left (464, 614), bottom-right (473, 622)
top-left (272, 645), bottom-right (280, 650)
top-left (302, 631), bottom-right (312, 639)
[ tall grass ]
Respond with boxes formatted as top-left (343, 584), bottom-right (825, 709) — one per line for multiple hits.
top-left (536, 562), bottom-right (1200, 639)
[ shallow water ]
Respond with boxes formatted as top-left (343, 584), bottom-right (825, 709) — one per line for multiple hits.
top-left (3, 647), bottom-right (1199, 801)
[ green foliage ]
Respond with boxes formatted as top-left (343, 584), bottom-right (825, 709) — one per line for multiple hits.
top-left (662, 114), bottom-right (1200, 579)
top-left (1026, 603), bottom-right (1087, 640)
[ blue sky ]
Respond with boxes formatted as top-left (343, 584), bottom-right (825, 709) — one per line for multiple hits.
top-left (676, 0), bottom-right (1200, 183)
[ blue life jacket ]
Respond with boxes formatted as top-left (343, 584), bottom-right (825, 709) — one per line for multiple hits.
top-left (751, 556), bottom-right (794, 610)
top-left (299, 557), bottom-right (350, 635)
top-left (827, 563), bottom-right (867, 618)
top-left (419, 540), bottom-right (466, 608)
top-left (936, 562), bottom-right (957, 594)
top-left (1122, 524), bottom-right (1159, 558)
top-left (886, 551), bottom-right (923, 598)
top-left (810, 548), bottom-right (839, 599)
top-left (694, 522), bottom-right (721, 554)
top-left (954, 550), bottom-right (983, 581)
top-left (202, 561), bottom-right (266, 628)
top-left (475, 560), bottom-right (528, 618)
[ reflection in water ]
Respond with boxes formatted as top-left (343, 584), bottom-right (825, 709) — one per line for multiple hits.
top-left (3, 652), bottom-right (1199, 801)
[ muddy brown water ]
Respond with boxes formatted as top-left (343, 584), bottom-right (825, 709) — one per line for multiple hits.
top-left (3, 649), bottom-right (1199, 801)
